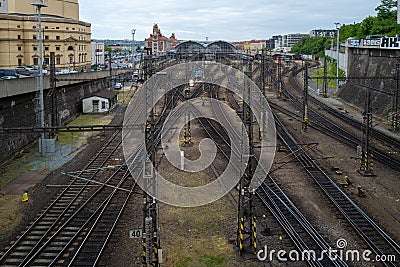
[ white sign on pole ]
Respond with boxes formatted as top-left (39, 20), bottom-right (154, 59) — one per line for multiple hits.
top-left (129, 229), bottom-right (142, 238)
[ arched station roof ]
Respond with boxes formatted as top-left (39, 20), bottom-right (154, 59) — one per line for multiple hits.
top-left (175, 41), bottom-right (205, 54)
top-left (206, 41), bottom-right (236, 54)
top-left (175, 40), bottom-right (236, 54)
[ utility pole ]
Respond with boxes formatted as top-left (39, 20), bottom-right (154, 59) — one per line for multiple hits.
top-left (184, 80), bottom-right (192, 145)
top-left (142, 51), bottom-right (161, 267)
top-left (108, 51), bottom-right (112, 89)
top-left (322, 57), bottom-right (328, 98)
top-left (334, 22), bottom-right (341, 92)
top-left (31, 0), bottom-right (47, 156)
top-left (277, 59), bottom-right (283, 98)
top-left (132, 28), bottom-right (136, 64)
top-left (237, 62), bottom-right (256, 256)
top-left (261, 50), bottom-right (265, 95)
top-left (359, 90), bottom-right (374, 176)
top-left (392, 63), bottom-right (400, 131)
top-left (49, 52), bottom-right (57, 139)
top-left (302, 62), bottom-right (309, 131)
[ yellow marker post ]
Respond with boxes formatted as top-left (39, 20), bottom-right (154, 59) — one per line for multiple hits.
top-left (22, 193), bottom-right (28, 202)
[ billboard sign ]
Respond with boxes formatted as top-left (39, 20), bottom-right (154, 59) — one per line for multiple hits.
top-left (347, 37), bottom-right (400, 50)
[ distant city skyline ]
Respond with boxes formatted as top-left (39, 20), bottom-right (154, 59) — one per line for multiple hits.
top-left (80, 0), bottom-right (382, 42)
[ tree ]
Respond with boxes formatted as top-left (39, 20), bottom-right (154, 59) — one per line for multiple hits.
top-left (375, 0), bottom-right (397, 19)
top-left (360, 16), bottom-right (375, 36)
top-left (104, 46), bottom-right (112, 53)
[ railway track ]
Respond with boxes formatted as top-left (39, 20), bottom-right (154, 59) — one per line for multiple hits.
top-left (0, 77), bottom-right (182, 266)
top-left (223, 89), bottom-right (349, 266)
top-left (0, 129), bottom-right (134, 266)
top-left (224, 64), bottom-right (399, 265)
top-left (274, 114), bottom-right (400, 266)
top-left (195, 78), bottom-right (348, 266)
top-left (285, 65), bottom-right (400, 172)
top-left (191, 60), bottom-right (399, 266)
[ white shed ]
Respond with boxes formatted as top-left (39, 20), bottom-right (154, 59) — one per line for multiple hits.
top-left (82, 90), bottom-right (118, 113)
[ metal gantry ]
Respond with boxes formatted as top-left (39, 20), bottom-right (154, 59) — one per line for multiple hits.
top-left (302, 62), bottom-right (309, 131)
top-left (277, 59), bottom-right (283, 98)
top-left (392, 63), bottom-right (400, 131)
top-left (359, 90), bottom-right (374, 176)
top-left (322, 57), bottom-right (328, 98)
top-left (237, 62), bottom-right (257, 256)
top-left (49, 52), bottom-right (58, 139)
top-left (142, 53), bottom-right (161, 267)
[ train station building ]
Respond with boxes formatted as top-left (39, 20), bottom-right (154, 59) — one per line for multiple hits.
top-left (144, 24), bottom-right (179, 57)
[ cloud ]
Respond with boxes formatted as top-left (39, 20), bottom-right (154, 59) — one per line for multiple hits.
top-left (79, 0), bottom-right (381, 41)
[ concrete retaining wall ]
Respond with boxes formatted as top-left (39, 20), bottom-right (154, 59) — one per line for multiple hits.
top-left (0, 76), bottom-right (111, 162)
top-left (0, 69), bottom-right (128, 98)
top-left (337, 47), bottom-right (400, 117)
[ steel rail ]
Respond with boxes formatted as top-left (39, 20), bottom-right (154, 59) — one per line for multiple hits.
top-left (221, 83), bottom-right (348, 266)
top-left (274, 114), bottom-right (400, 267)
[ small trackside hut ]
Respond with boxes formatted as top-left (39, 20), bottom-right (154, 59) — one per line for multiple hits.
top-left (82, 90), bottom-right (118, 113)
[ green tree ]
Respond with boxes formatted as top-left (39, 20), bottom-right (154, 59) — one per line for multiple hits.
top-left (291, 0), bottom-right (400, 56)
top-left (360, 16), bottom-right (375, 36)
top-left (104, 46), bottom-right (112, 53)
top-left (290, 36), bottom-right (331, 57)
top-left (375, 0), bottom-right (397, 19)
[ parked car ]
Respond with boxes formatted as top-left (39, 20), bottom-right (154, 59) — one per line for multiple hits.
top-left (0, 69), bottom-right (19, 78)
top-left (1, 75), bottom-right (17, 80)
top-left (113, 82), bottom-right (122, 89)
top-left (15, 66), bottom-right (38, 76)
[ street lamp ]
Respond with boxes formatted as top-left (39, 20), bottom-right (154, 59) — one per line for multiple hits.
top-left (334, 22), bottom-right (341, 92)
top-left (31, 0), bottom-right (48, 156)
top-left (131, 28), bottom-right (136, 64)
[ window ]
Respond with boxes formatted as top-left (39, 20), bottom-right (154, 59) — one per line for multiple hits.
top-left (17, 25), bottom-right (20, 28)
top-left (33, 57), bottom-right (39, 65)
top-left (101, 101), bottom-right (106, 109)
top-left (56, 36), bottom-right (60, 40)
top-left (18, 46), bottom-right (21, 51)
top-left (45, 47), bottom-right (49, 51)
top-left (33, 46), bottom-right (37, 51)
top-left (17, 35), bottom-right (21, 39)
top-left (56, 46), bottom-right (60, 51)
top-left (56, 57), bottom-right (61, 65)
top-left (66, 27), bottom-right (69, 30)
top-left (45, 26), bottom-right (48, 29)
top-left (69, 56), bottom-right (73, 64)
top-left (33, 35), bottom-right (37, 40)
top-left (72, 28), bottom-right (75, 30)
top-left (56, 27), bottom-right (59, 29)
top-left (18, 59), bottom-right (22, 66)
top-left (45, 35), bottom-right (49, 40)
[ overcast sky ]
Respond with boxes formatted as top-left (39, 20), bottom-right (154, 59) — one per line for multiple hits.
top-left (79, 0), bottom-right (382, 41)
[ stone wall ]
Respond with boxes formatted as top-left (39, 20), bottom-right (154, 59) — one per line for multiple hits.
top-left (0, 78), bottom-right (109, 162)
top-left (337, 47), bottom-right (399, 118)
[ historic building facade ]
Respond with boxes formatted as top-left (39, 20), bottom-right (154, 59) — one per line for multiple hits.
top-left (0, 0), bottom-right (91, 70)
top-left (144, 24), bottom-right (179, 56)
